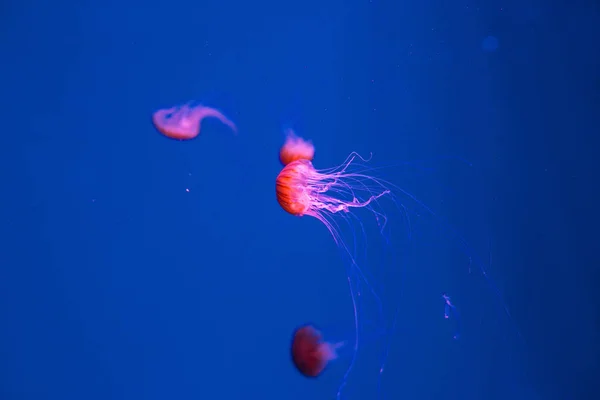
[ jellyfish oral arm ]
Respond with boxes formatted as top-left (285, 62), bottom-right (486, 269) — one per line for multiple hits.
top-left (190, 106), bottom-right (238, 134)
top-left (319, 341), bottom-right (345, 362)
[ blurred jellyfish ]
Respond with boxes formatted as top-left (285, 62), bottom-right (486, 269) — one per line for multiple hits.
top-left (482, 35), bottom-right (499, 52)
top-left (279, 129), bottom-right (315, 166)
top-left (152, 102), bottom-right (237, 140)
top-left (275, 130), bottom-right (526, 399)
top-left (291, 325), bottom-right (345, 378)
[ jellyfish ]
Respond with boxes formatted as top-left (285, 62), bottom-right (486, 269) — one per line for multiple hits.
top-left (276, 132), bottom-right (390, 244)
top-left (275, 131), bottom-right (526, 399)
top-left (279, 129), bottom-right (315, 166)
top-left (152, 102), bottom-right (237, 140)
top-left (291, 325), bottom-right (344, 378)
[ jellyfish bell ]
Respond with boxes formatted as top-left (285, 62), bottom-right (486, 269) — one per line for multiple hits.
top-left (279, 129), bottom-right (315, 166)
top-left (291, 324), bottom-right (345, 378)
top-left (275, 159), bottom-right (313, 217)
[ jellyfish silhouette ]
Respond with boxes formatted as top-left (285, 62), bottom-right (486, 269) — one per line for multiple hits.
top-left (291, 325), bottom-right (344, 378)
top-left (152, 102), bottom-right (237, 140)
top-left (482, 35), bottom-right (499, 52)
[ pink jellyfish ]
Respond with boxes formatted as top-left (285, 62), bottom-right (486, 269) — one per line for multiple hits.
top-left (152, 102), bottom-right (237, 140)
top-left (279, 129), bottom-right (315, 166)
top-left (276, 133), bottom-right (390, 242)
top-left (290, 325), bottom-right (344, 378)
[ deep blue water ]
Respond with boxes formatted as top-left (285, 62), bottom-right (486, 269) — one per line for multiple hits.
top-left (1, 1), bottom-right (598, 399)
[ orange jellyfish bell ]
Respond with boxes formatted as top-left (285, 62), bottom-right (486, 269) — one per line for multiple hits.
top-left (279, 130), bottom-right (314, 166)
top-left (276, 159), bottom-right (313, 217)
top-left (276, 131), bottom-right (317, 216)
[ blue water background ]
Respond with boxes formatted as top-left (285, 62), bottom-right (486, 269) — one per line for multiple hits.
top-left (1, 1), bottom-right (598, 399)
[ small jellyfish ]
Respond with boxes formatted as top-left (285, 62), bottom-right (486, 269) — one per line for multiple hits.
top-left (279, 129), bottom-right (315, 166)
top-left (152, 102), bottom-right (237, 140)
top-left (291, 325), bottom-right (344, 378)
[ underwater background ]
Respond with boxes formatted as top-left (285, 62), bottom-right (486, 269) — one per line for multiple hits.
top-left (1, 0), bottom-right (598, 399)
